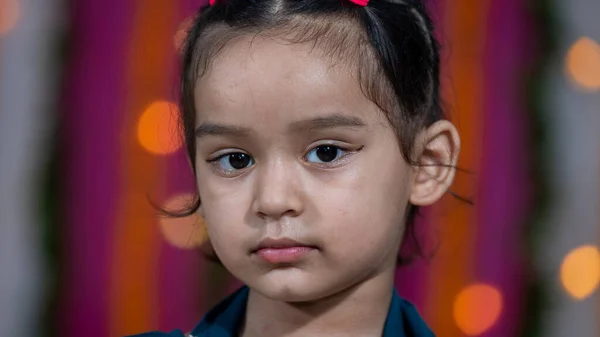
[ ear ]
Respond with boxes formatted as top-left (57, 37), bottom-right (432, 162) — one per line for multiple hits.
top-left (409, 120), bottom-right (461, 206)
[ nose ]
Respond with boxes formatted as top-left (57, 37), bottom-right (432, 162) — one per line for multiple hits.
top-left (252, 157), bottom-right (304, 220)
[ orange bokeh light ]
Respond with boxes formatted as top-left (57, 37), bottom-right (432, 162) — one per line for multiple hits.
top-left (565, 37), bottom-right (600, 91)
top-left (453, 283), bottom-right (503, 336)
top-left (174, 17), bottom-right (193, 53)
top-left (137, 100), bottom-right (183, 155)
top-left (560, 245), bottom-right (600, 300)
top-left (159, 194), bottom-right (208, 249)
top-left (0, 0), bottom-right (20, 36)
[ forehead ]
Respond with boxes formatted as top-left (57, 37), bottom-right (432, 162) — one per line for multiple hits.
top-left (194, 34), bottom-right (382, 126)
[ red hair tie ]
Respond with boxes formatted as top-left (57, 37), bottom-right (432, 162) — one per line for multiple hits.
top-left (209, 0), bottom-right (216, 5)
top-left (348, 0), bottom-right (369, 6)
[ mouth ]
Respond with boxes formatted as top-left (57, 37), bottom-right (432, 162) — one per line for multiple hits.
top-left (251, 237), bottom-right (319, 264)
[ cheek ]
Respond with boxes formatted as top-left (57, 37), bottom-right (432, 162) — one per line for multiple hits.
top-left (313, 156), bottom-right (411, 254)
top-left (323, 187), bottom-right (407, 246)
top-left (195, 170), bottom-right (252, 248)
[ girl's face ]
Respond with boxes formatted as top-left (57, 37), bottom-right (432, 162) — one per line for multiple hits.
top-left (194, 35), bottom-right (414, 302)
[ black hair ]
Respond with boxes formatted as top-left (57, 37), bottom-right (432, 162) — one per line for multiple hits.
top-left (169, 0), bottom-right (448, 264)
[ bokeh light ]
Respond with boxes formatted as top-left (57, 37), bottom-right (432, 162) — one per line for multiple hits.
top-left (565, 37), bottom-right (600, 91)
top-left (454, 283), bottom-right (503, 336)
top-left (137, 100), bottom-right (183, 155)
top-left (159, 193), bottom-right (208, 249)
top-left (174, 17), bottom-right (193, 52)
top-left (560, 245), bottom-right (600, 300)
top-left (0, 0), bottom-right (20, 36)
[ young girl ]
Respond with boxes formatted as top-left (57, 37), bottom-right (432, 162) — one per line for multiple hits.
top-left (133, 0), bottom-right (460, 336)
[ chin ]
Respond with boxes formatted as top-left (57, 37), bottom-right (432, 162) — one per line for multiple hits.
top-left (258, 284), bottom-right (325, 303)
top-left (249, 269), bottom-right (339, 303)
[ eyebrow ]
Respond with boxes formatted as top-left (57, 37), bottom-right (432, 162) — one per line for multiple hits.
top-left (195, 123), bottom-right (252, 139)
top-left (289, 114), bottom-right (367, 133)
top-left (195, 114), bottom-right (367, 139)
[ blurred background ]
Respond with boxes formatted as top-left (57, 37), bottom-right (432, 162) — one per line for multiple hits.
top-left (1, 0), bottom-right (599, 336)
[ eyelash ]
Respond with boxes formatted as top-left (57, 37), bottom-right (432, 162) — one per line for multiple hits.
top-left (206, 144), bottom-right (362, 176)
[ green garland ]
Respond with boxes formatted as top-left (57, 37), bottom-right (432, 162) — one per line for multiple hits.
top-left (39, 25), bottom-right (70, 337)
top-left (521, 0), bottom-right (558, 335)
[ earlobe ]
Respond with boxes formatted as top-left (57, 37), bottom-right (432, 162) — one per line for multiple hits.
top-left (409, 120), bottom-right (461, 206)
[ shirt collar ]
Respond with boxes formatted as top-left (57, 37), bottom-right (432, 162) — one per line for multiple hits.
top-left (385, 288), bottom-right (435, 337)
top-left (190, 286), bottom-right (434, 337)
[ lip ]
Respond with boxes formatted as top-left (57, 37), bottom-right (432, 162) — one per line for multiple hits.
top-left (251, 237), bottom-right (318, 264)
top-left (253, 237), bottom-right (314, 251)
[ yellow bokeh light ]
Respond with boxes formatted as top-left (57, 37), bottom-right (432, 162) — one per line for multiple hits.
top-left (565, 37), bottom-right (600, 91)
top-left (137, 100), bottom-right (183, 155)
top-left (560, 245), bottom-right (600, 300)
top-left (174, 17), bottom-right (193, 52)
top-left (0, 0), bottom-right (20, 36)
top-left (159, 194), bottom-right (208, 249)
top-left (454, 283), bottom-right (503, 336)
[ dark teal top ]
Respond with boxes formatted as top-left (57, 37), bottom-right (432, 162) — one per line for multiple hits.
top-left (129, 286), bottom-right (434, 337)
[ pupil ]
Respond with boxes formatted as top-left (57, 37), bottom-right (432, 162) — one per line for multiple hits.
top-left (229, 153), bottom-right (250, 169)
top-left (316, 146), bottom-right (338, 162)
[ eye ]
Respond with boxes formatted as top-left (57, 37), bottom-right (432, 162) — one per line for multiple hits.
top-left (211, 152), bottom-right (255, 172)
top-left (304, 145), bottom-right (347, 163)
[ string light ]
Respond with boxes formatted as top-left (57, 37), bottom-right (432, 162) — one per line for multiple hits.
top-left (560, 245), bottom-right (600, 300)
top-left (174, 17), bottom-right (194, 53)
top-left (159, 194), bottom-right (208, 249)
top-left (565, 37), bottom-right (600, 91)
top-left (454, 283), bottom-right (503, 336)
top-left (0, 0), bottom-right (20, 36)
top-left (137, 100), bottom-right (183, 155)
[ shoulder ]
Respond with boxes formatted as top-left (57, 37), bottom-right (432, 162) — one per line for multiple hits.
top-left (398, 298), bottom-right (435, 337)
top-left (126, 286), bottom-right (250, 337)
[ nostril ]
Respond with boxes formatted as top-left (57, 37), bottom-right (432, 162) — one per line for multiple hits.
top-left (255, 208), bottom-right (298, 220)
top-left (256, 211), bottom-right (267, 219)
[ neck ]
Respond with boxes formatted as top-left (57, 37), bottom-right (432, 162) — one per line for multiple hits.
top-left (240, 270), bottom-right (395, 337)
